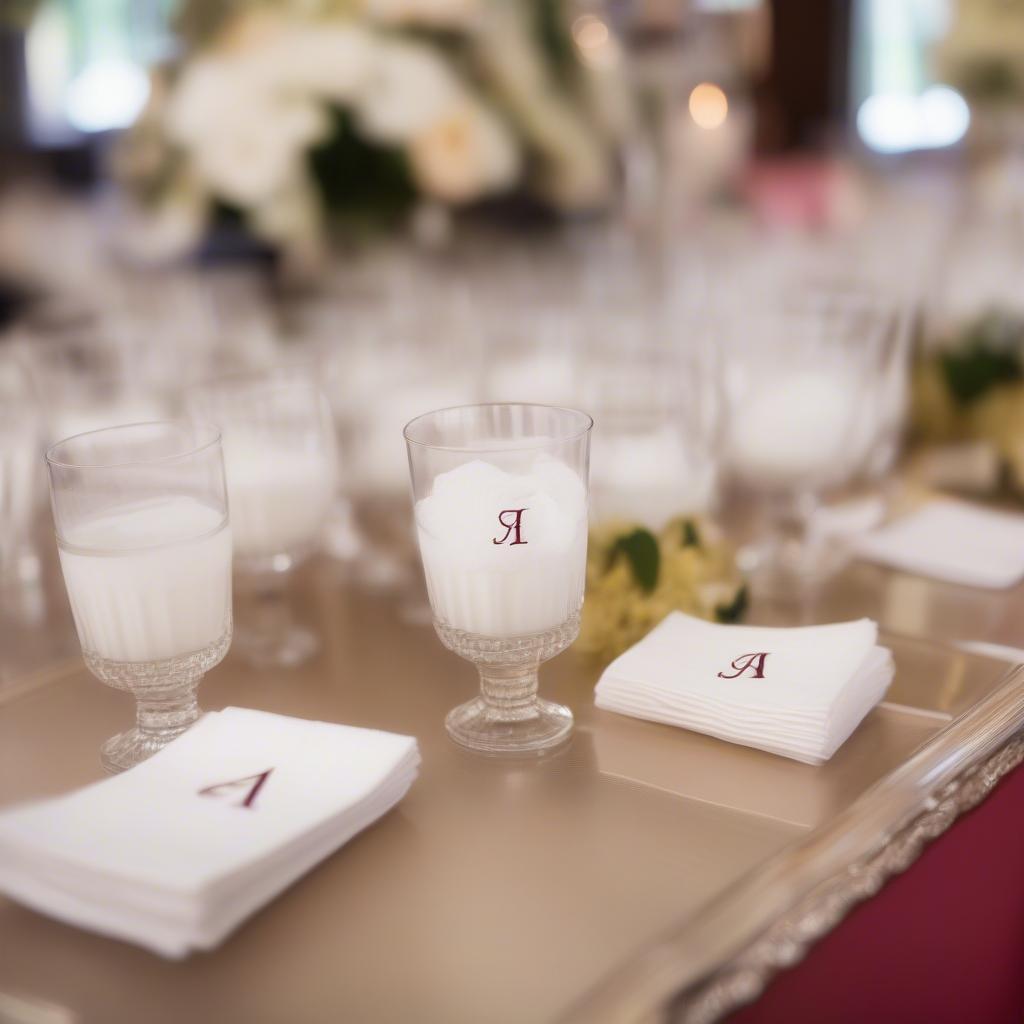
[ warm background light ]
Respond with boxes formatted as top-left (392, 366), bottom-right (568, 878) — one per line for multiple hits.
top-left (689, 82), bottom-right (729, 130)
top-left (572, 14), bottom-right (610, 51)
top-left (572, 14), bottom-right (619, 69)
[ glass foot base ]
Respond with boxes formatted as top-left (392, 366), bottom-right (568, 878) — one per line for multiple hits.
top-left (235, 624), bottom-right (319, 669)
top-left (100, 726), bottom-right (189, 774)
top-left (742, 536), bottom-right (851, 599)
top-left (445, 697), bottom-right (573, 756)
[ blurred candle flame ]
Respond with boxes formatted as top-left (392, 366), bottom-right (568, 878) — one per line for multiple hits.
top-left (689, 83), bottom-right (729, 130)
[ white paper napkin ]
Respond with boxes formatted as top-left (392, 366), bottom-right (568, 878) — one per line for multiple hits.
top-left (0, 708), bottom-right (420, 957)
top-left (595, 613), bottom-right (893, 764)
top-left (852, 499), bottom-right (1024, 589)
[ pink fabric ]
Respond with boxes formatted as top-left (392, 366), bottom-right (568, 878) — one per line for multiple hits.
top-left (727, 760), bottom-right (1024, 1024)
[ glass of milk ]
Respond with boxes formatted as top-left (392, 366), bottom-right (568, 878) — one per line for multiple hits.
top-left (319, 312), bottom-right (480, 618)
top-left (719, 304), bottom-right (882, 588)
top-left (187, 365), bottom-right (336, 668)
top-left (405, 403), bottom-right (592, 755)
top-left (46, 421), bottom-right (232, 773)
top-left (584, 337), bottom-right (722, 529)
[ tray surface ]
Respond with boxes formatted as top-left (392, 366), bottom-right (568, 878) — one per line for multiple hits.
top-left (1, 562), bottom-right (1020, 1024)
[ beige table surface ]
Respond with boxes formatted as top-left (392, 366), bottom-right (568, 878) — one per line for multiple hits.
top-left (1, 551), bottom-right (1021, 1024)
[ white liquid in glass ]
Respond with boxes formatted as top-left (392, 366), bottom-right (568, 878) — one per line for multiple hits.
top-left (222, 439), bottom-right (334, 561)
top-left (415, 455), bottom-right (588, 638)
top-left (357, 383), bottom-right (471, 496)
top-left (591, 427), bottom-right (716, 527)
top-left (727, 370), bottom-right (856, 491)
top-left (58, 497), bottom-right (232, 664)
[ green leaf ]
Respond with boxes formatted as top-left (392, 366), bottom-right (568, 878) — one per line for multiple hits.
top-left (681, 519), bottom-right (701, 548)
top-left (607, 528), bottom-right (660, 594)
top-left (533, 0), bottom-right (579, 81)
top-left (308, 107), bottom-right (417, 223)
top-left (715, 585), bottom-right (748, 624)
top-left (955, 58), bottom-right (1022, 105)
top-left (942, 312), bottom-right (1024, 405)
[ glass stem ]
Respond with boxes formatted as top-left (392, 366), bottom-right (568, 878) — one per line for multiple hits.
top-left (250, 573), bottom-right (296, 642)
top-left (773, 490), bottom-right (817, 543)
top-left (478, 664), bottom-right (541, 721)
top-left (135, 680), bottom-right (200, 744)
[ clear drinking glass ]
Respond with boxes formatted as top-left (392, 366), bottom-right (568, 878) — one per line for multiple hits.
top-left (405, 403), bottom-right (592, 755)
top-left (18, 322), bottom-right (175, 443)
top-left (323, 311), bottom-right (480, 619)
top-left (583, 334), bottom-right (722, 529)
top-left (187, 365), bottom-right (336, 668)
top-left (46, 422), bottom-right (232, 773)
top-left (719, 305), bottom-right (880, 590)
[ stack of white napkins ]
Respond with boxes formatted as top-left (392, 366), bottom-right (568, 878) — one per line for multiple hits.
top-left (595, 613), bottom-right (893, 765)
top-left (0, 707), bottom-right (419, 957)
top-left (853, 499), bottom-right (1024, 589)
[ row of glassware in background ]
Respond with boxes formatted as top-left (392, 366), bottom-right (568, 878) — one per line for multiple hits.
top-left (0, 195), bottom-right (1006, 663)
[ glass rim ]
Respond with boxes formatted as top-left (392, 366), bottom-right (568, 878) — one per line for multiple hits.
top-left (403, 402), bottom-right (594, 453)
top-left (45, 420), bottom-right (222, 471)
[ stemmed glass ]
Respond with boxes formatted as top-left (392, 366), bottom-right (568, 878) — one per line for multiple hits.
top-left (405, 403), bottom-right (592, 755)
top-left (584, 330), bottom-right (722, 528)
top-left (187, 365), bottom-right (336, 668)
top-left (321, 311), bottom-right (479, 617)
top-left (18, 322), bottom-right (174, 442)
top-left (719, 305), bottom-right (882, 591)
top-left (46, 422), bottom-right (232, 773)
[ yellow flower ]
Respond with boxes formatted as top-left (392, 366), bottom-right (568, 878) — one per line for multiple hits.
top-left (577, 517), bottom-right (745, 667)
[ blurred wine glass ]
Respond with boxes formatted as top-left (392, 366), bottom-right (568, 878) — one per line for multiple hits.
top-left (188, 364), bottom-right (336, 668)
top-left (313, 280), bottom-right (481, 617)
top-left (718, 301), bottom-right (884, 593)
top-left (584, 315), bottom-right (722, 529)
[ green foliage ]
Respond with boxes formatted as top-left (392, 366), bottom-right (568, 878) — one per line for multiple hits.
top-left (0, 0), bottom-right (41, 28)
top-left (681, 519), bottom-right (701, 548)
top-left (715, 585), bottom-right (748, 624)
top-left (174, 0), bottom-right (239, 47)
top-left (607, 527), bottom-right (660, 594)
top-left (941, 311), bottom-right (1024, 406)
top-left (533, 0), bottom-right (578, 83)
top-left (955, 58), bottom-right (1023, 105)
top-left (308, 107), bottom-right (417, 227)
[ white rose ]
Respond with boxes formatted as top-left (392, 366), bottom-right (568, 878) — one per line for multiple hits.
top-left (167, 56), bottom-right (328, 208)
top-left (409, 99), bottom-right (520, 203)
top-left (354, 40), bottom-right (462, 144)
top-left (250, 23), bottom-right (376, 102)
top-left (191, 125), bottom-right (298, 208)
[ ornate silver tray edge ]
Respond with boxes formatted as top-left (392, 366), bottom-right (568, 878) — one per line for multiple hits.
top-left (561, 664), bottom-right (1024, 1024)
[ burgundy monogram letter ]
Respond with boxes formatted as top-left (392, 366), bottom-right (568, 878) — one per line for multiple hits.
top-left (493, 508), bottom-right (529, 545)
top-left (717, 652), bottom-right (770, 680)
top-left (198, 768), bottom-right (274, 809)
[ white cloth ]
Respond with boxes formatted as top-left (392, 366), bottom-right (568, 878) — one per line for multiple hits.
top-left (852, 499), bottom-right (1024, 589)
top-left (595, 613), bottom-right (893, 765)
top-left (0, 708), bottom-right (419, 957)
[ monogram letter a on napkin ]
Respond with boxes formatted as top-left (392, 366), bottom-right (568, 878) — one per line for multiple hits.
top-left (0, 708), bottom-right (420, 957)
top-left (595, 613), bottom-right (894, 764)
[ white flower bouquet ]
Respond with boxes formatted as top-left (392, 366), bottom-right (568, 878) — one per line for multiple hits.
top-left (116, 0), bottom-right (629, 265)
